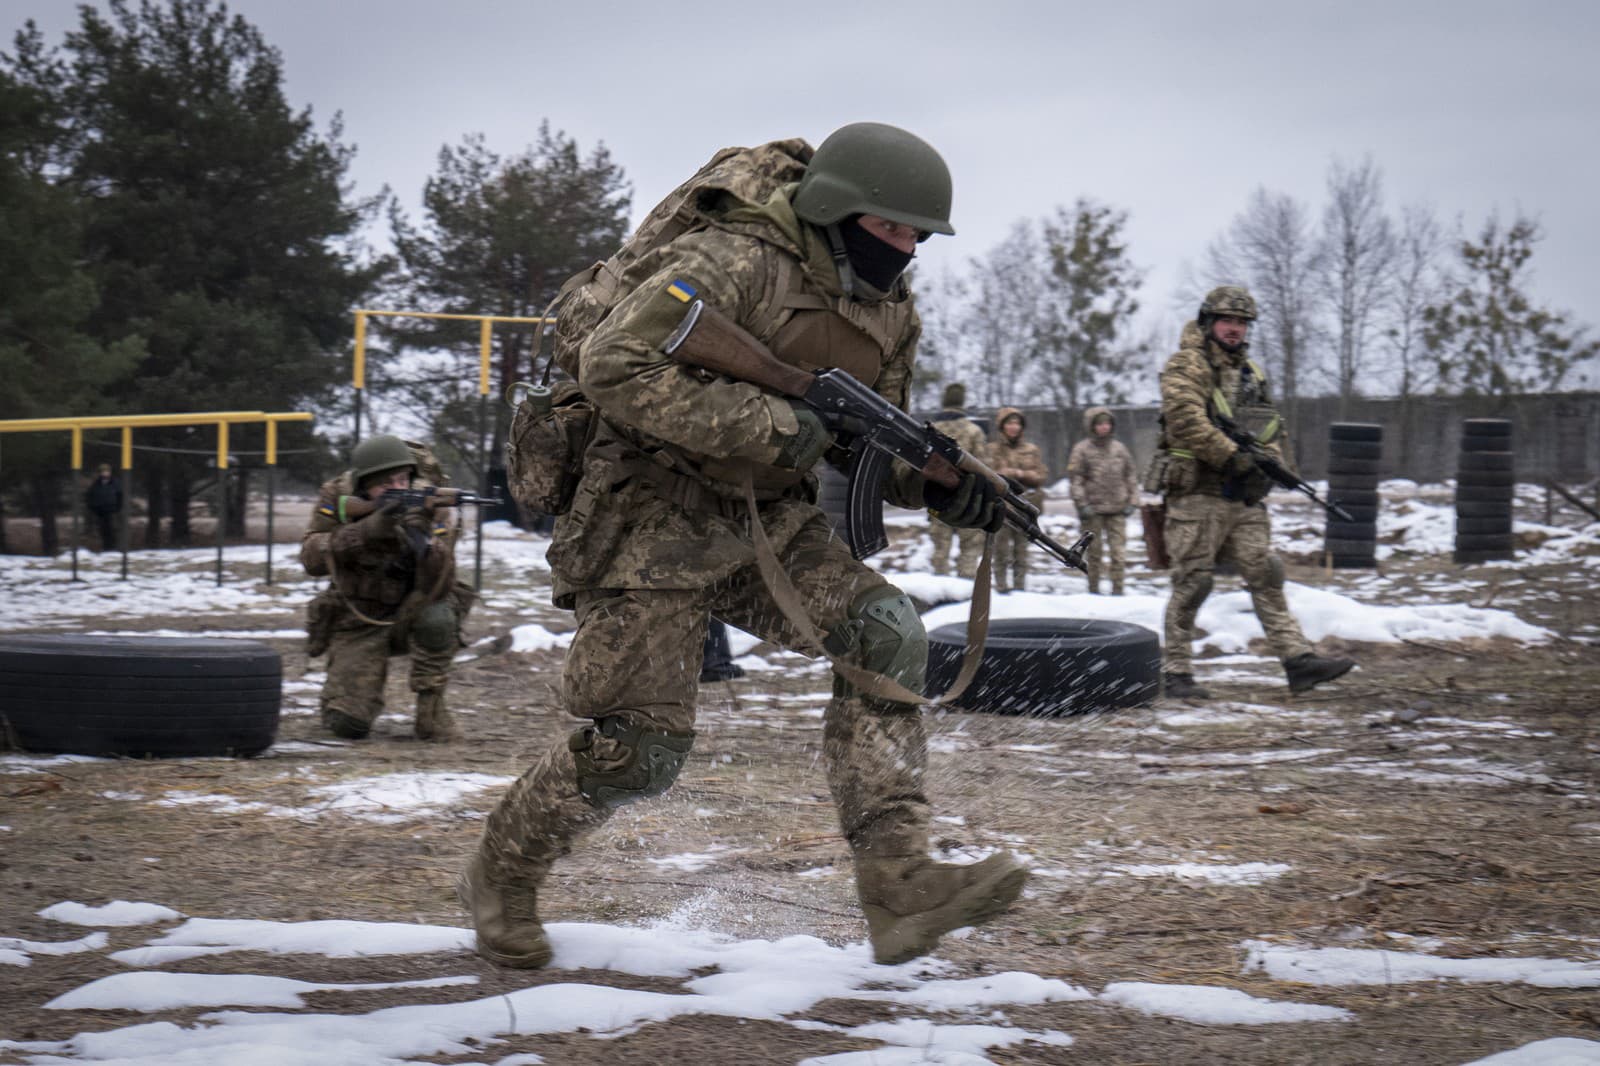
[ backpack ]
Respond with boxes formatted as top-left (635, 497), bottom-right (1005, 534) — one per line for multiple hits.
top-left (504, 138), bottom-right (814, 516)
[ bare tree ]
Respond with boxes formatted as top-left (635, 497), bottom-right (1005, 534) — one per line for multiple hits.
top-left (963, 221), bottom-right (1048, 410)
top-left (1318, 157), bottom-right (1395, 415)
top-left (1202, 188), bottom-right (1323, 410)
top-left (1383, 203), bottom-right (1452, 399)
top-left (903, 264), bottom-right (971, 409)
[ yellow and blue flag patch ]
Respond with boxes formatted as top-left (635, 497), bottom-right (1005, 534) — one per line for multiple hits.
top-left (666, 279), bottom-right (697, 303)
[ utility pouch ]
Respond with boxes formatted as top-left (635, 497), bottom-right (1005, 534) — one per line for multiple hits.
top-left (505, 380), bottom-right (596, 516)
top-left (305, 588), bottom-right (338, 658)
top-left (1142, 450), bottom-right (1170, 495)
top-left (546, 456), bottom-right (635, 585)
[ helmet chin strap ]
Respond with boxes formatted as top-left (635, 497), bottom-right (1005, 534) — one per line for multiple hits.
top-left (824, 223), bottom-right (856, 296)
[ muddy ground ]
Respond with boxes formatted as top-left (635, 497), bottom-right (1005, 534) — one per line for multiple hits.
top-left (2, 495), bottom-right (1598, 1064)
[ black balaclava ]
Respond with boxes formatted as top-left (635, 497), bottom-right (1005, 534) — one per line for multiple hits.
top-left (838, 216), bottom-right (915, 291)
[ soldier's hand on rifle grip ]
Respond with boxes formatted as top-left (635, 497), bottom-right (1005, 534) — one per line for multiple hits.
top-left (771, 401), bottom-right (831, 470)
top-left (1222, 450), bottom-right (1257, 480)
top-left (924, 469), bottom-right (1004, 532)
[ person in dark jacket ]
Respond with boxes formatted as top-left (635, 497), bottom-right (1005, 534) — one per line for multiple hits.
top-left (85, 465), bottom-right (123, 552)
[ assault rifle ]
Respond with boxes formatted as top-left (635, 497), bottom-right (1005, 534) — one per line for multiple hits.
top-left (340, 486), bottom-right (503, 520)
top-left (1213, 413), bottom-right (1353, 522)
top-left (662, 296), bottom-right (1092, 574)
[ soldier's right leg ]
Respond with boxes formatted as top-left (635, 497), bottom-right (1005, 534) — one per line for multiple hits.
top-left (955, 527), bottom-right (984, 580)
top-left (928, 517), bottom-right (953, 575)
top-left (1162, 494), bottom-right (1221, 694)
top-left (319, 620), bottom-right (390, 739)
top-left (1084, 514), bottom-right (1105, 593)
top-left (1107, 513), bottom-right (1128, 594)
top-left (465, 586), bottom-right (702, 968)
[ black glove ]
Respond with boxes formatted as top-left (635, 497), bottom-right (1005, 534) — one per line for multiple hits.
top-left (1222, 450), bottom-right (1257, 480)
top-left (771, 401), bottom-right (831, 469)
top-left (1240, 468), bottom-right (1273, 506)
top-left (924, 471), bottom-right (1004, 532)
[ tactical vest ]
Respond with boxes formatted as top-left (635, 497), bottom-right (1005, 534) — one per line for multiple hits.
top-left (1165, 356), bottom-right (1282, 462)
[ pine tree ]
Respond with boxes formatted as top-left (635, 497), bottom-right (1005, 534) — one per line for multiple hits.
top-left (1423, 214), bottom-right (1599, 396)
top-left (1037, 199), bottom-right (1144, 407)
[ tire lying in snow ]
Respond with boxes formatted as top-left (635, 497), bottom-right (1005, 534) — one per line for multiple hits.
top-left (925, 618), bottom-right (1159, 716)
top-left (0, 635), bottom-right (281, 758)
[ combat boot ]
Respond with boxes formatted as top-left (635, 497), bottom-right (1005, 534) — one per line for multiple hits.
top-left (854, 854), bottom-right (1028, 965)
top-left (1162, 672), bottom-right (1212, 700)
top-left (413, 688), bottom-right (458, 741)
top-left (322, 708), bottom-right (371, 740)
top-left (1284, 652), bottom-right (1356, 694)
top-left (457, 853), bottom-right (552, 969)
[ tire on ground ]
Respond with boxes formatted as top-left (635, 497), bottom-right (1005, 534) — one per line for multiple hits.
top-left (1457, 451), bottom-right (1514, 472)
top-left (1453, 533), bottom-right (1516, 553)
top-left (1454, 500), bottom-right (1513, 518)
top-left (1454, 548), bottom-right (1515, 564)
top-left (1456, 516), bottom-right (1513, 535)
top-left (1329, 423), bottom-right (1383, 442)
top-left (1461, 418), bottom-right (1512, 439)
top-left (1326, 458), bottom-right (1381, 477)
top-left (1332, 504), bottom-right (1379, 523)
top-left (0, 635), bottom-right (281, 758)
top-left (1324, 538), bottom-right (1381, 557)
top-left (1454, 484), bottom-right (1514, 504)
top-left (1327, 485), bottom-right (1379, 507)
top-left (1329, 554), bottom-right (1377, 569)
top-left (1455, 469), bottom-right (1514, 489)
top-left (1324, 520), bottom-right (1377, 540)
top-left (1328, 440), bottom-right (1383, 460)
top-left (925, 618), bottom-right (1159, 716)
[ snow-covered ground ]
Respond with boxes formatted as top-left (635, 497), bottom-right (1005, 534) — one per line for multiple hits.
top-left (2, 480), bottom-right (1597, 1065)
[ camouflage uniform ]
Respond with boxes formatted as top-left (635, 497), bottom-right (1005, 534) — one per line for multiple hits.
top-left (474, 165), bottom-right (988, 950)
top-left (986, 407), bottom-right (1049, 592)
top-left (1066, 406), bottom-right (1138, 594)
top-left (926, 398), bottom-right (988, 578)
top-left (1157, 321), bottom-right (1311, 674)
top-left (300, 443), bottom-right (474, 740)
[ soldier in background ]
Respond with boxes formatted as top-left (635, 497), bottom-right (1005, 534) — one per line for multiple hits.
top-left (987, 407), bottom-right (1050, 592)
top-left (1066, 407), bottom-right (1139, 595)
top-left (926, 383), bottom-right (988, 578)
top-left (84, 464), bottom-right (123, 552)
top-left (1155, 286), bottom-right (1355, 700)
top-left (300, 435), bottom-right (475, 740)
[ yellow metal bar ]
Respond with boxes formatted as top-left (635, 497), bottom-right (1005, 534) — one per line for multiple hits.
top-left (265, 419), bottom-right (278, 465)
top-left (356, 309), bottom-right (553, 326)
top-left (0, 411), bottom-right (267, 433)
top-left (353, 311), bottom-right (368, 390)
top-left (479, 319), bottom-right (493, 396)
top-left (217, 421), bottom-right (229, 470)
top-left (121, 426), bottom-right (133, 470)
top-left (72, 427), bottom-right (83, 470)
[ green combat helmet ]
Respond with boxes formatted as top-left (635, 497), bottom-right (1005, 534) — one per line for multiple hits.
top-left (792, 122), bottom-right (955, 237)
top-left (351, 434), bottom-right (416, 484)
top-left (1199, 285), bottom-right (1258, 324)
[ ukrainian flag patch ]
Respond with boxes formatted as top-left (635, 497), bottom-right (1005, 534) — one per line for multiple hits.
top-left (666, 279), bottom-right (697, 303)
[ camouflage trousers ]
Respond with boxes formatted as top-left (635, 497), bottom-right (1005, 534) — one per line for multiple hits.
top-left (928, 514), bottom-right (983, 578)
top-left (319, 586), bottom-right (473, 730)
top-left (477, 509), bottom-right (936, 887)
top-left (1162, 493), bottom-right (1311, 674)
top-left (993, 524), bottom-right (1032, 592)
top-left (1081, 511), bottom-right (1128, 593)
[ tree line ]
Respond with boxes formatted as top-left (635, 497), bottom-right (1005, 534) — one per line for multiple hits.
top-left (3, 1), bottom-right (1594, 550)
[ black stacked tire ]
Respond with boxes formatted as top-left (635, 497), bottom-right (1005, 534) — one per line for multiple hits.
top-left (1454, 419), bottom-right (1515, 563)
top-left (925, 618), bottom-right (1160, 716)
top-left (1325, 423), bottom-right (1382, 568)
top-left (0, 636), bottom-right (281, 758)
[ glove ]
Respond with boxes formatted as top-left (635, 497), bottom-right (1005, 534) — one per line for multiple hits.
top-left (771, 401), bottom-right (831, 470)
top-left (924, 470), bottom-right (1004, 532)
top-left (1222, 450), bottom-right (1257, 480)
top-left (1240, 468), bottom-right (1273, 506)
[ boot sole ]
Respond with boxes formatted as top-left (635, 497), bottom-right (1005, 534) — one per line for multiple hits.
top-left (864, 862), bottom-right (1028, 965)
top-left (1289, 660), bottom-right (1356, 694)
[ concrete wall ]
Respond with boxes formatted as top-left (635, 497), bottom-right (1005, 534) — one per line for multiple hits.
top-left (937, 391), bottom-right (1600, 486)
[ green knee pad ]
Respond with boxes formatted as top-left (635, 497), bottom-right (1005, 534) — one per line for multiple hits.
top-left (824, 587), bottom-right (928, 699)
top-left (411, 601), bottom-right (459, 654)
top-left (570, 714), bottom-right (696, 810)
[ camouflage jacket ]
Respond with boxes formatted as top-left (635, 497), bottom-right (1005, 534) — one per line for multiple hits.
top-left (1066, 406), bottom-right (1138, 513)
top-left (929, 408), bottom-right (987, 466)
top-left (987, 407), bottom-right (1049, 505)
top-left (1158, 321), bottom-right (1289, 499)
top-left (300, 468), bottom-right (460, 624)
top-left (548, 182), bottom-right (923, 603)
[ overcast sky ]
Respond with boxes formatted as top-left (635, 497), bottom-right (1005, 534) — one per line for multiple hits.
top-left (17, 0), bottom-right (1600, 348)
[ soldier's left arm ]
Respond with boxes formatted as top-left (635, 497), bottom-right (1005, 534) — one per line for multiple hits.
top-left (1013, 442), bottom-right (1050, 488)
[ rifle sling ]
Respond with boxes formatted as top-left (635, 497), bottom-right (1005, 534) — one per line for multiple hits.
top-left (740, 468), bottom-right (992, 706)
